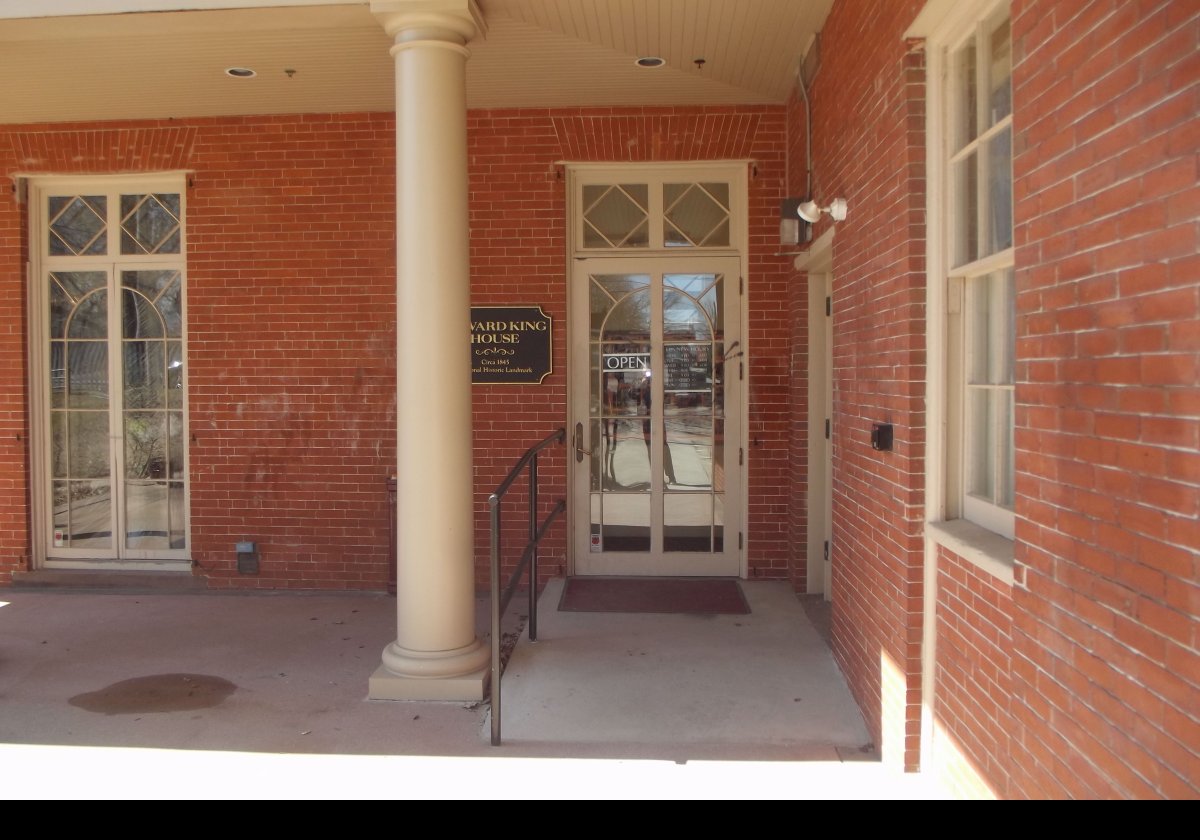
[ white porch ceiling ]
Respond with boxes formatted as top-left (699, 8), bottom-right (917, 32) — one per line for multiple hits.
top-left (0, 0), bottom-right (832, 124)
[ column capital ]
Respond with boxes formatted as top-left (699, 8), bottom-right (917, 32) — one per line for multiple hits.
top-left (371, 0), bottom-right (485, 44)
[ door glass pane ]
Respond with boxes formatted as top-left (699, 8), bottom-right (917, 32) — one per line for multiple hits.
top-left (665, 494), bottom-right (712, 552)
top-left (69, 412), bottom-right (110, 479)
top-left (50, 343), bottom-right (68, 408)
top-left (125, 412), bottom-right (167, 480)
top-left (54, 479), bottom-right (113, 549)
top-left (168, 412), bottom-right (185, 480)
top-left (602, 418), bottom-right (651, 490)
top-left (664, 418), bottom-right (712, 490)
top-left (67, 343), bottom-right (107, 408)
top-left (601, 493), bottom-right (650, 552)
top-left (169, 482), bottom-right (186, 549)
top-left (67, 291), bottom-right (108, 339)
top-left (124, 342), bottom-right (165, 409)
top-left (167, 341), bottom-right (184, 409)
top-left (126, 480), bottom-right (168, 549)
top-left (122, 289), bottom-right (164, 339)
top-left (51, 412), bottom-right (67, 477)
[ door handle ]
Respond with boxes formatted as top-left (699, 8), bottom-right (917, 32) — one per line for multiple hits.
top-left (574, 422), bottom-right (592, 463)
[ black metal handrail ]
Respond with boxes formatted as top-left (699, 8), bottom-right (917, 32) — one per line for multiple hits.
top-left (489, 427), bottom-right (566, 746)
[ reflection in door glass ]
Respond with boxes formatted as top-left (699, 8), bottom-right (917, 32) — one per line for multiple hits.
top-left (662, 275), bottom-right (724, 552)
top-left (586, 271), bottom-right (730, 556)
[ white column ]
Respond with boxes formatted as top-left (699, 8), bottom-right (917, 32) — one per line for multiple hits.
top-left (369, 0), bottom-right (489, 701)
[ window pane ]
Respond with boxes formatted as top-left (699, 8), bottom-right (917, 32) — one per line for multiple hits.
top-left (952, 38), bottom-right (978, 149)
top-left (967, 269), bottom-right (1015, 386)
top-left (987, 126), bottom-right (1013, 254)
top-left (968, 388), bottom-right (994, 501)
top-left (999, 390), bottom-right (1014, 508)
top-left (953, 150), bottom-right (979, 266)
top-left (988, 16), bottom-right (1012, 126)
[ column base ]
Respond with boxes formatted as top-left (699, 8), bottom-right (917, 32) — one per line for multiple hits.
top-left (368, 663), bottom-right (488, 701)
top-left (368, 637), bottom-right (490, 701)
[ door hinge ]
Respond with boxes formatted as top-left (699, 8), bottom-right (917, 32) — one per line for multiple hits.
top-left (825, 295), bottom-right (831, 316)
top-left (739, 447), bottom-right (744, 466)
top-left (823, 540), bottom-right (830, 562)
top-left (825, 418), bottom-right (830, 440)
top-left (739, 361), bottom-right (744, 381)
top-left (739, 532), bottom-right (744, 550)
top-left (739, 276), bottom-right (744, 295)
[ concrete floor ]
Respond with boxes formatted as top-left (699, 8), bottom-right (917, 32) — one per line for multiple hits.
top-left (0, 578), bottom-right (948, 799)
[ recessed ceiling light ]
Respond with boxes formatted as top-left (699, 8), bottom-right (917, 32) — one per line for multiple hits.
top-left (225, 67), bottom-right (257, 78)
top-left (636, 56), bottom-right (666, 68)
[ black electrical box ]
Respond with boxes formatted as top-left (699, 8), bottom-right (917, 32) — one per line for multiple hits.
top-left (871, 423), bottom-right (894, 452)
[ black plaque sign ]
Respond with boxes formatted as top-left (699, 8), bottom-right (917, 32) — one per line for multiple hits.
top-left (470, 306), bottom-right (553, 385)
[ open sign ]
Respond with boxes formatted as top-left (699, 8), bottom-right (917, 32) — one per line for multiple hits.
top-left (604, 353), bottom-right (650, 371)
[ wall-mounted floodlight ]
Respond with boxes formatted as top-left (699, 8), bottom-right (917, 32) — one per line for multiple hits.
top-left (797, 198), bottom-right (848, 223)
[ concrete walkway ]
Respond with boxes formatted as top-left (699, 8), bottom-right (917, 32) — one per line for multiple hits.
top-left (0, 579), bottom-right (948, 799)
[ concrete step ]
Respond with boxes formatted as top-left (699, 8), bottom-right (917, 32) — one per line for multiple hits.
top-left (9, 568), bottom-right (208, 593)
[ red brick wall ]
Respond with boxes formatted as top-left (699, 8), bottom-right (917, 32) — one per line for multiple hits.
top-left (934, 548), bottom-right (1014, 798)
top-left (1009, 0), bottom-right (1200, 798)
top-left (0, 164), bottom-right (28, 583)
top-left (0, 105), bottom-right (793, 588)
top-left (0, 115), bottom-right (399, 589)
top-left (467, 106), bottom-right (794, 584)
top-left (806, 0), bottom-right (928, 769)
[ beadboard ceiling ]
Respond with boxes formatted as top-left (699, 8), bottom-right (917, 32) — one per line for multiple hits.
top-left (0, 0), bottom-right (832, 123)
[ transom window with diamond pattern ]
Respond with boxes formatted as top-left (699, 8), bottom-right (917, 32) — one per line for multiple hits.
top-left (577, 173), bottom-right (738, 252)
top-left (120, 193), bottom-right (182, 255)
top-left (664, 183), bottom-right (730, 247)
top-left (49, 196), bottom-right (108, 256)
top-left (583, 184), bottom-right (650, 248)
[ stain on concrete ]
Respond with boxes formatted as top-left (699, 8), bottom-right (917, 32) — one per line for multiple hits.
top-left (69, 673), bottom-right (236, 715)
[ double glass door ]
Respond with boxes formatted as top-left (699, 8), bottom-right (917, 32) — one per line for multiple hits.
top-left (572, 257), bottom-right (741, 576)
top-left (33, 179), bottom-right (189, 566)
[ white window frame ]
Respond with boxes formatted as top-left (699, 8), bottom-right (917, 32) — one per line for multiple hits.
top-left (27, 172), bottom-right (191, 570)
top-left (925, 0), bottom-right (1016, 543)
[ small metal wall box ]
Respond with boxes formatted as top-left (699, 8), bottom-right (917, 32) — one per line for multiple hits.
top-left (871, 423), bottom-right (894, 451)
top-left (236, 541), bottom-right (259, 574)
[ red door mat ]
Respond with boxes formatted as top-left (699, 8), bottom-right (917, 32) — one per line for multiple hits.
top-left (558, 577), bottom-right (750, 615)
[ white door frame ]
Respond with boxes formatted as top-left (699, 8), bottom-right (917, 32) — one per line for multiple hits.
top-left (798, 228), bottom-right (834, 598)
top-left (26, 174), bottom-right (191, 571)
top-left (565, 161), bottom-right (749, 578)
